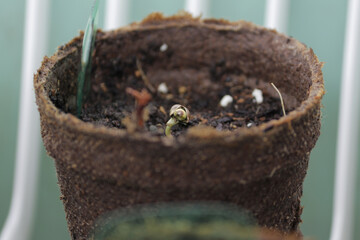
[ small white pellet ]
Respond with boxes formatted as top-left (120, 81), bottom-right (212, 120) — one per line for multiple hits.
top-left (252, 88), bottom-right (263, 104)
top-left (157, 82), bottom-right (168, 94)
top-left (220, 95), bottom-right (233, 107)
top-left (160, 43), bottom-right (168, 52)
top-left (247, 122), bottom-right (253, 127)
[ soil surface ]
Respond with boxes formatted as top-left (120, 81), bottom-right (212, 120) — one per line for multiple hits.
top-left (81, 68), bottom-right (291, 137)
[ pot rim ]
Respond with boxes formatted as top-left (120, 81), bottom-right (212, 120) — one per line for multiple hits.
top-left (34, 13), bottom-right (325, 146)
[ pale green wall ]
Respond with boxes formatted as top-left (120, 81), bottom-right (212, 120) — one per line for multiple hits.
top-left (0, 0), bottom-right (359, 239)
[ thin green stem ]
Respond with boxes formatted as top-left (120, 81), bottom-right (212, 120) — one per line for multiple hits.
top-left (165, 117), bottom-right (178, 136)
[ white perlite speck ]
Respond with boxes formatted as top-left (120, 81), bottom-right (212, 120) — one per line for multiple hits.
top-left (247, 122), bottom-right (253, 127)
top-left (252, 88), bottom-right (263, 104)
top-left (157, 82), bottom-right (168, 94)
top-left (160, 43), bottom-right (168, 52)
top-left (220, 95), bottom-right (233, 107)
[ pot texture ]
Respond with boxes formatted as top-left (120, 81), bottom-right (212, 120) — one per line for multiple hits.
top-left (35, 13), bottom-right (324, 240)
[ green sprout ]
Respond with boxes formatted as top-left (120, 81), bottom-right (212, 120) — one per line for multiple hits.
top-left (165, 104), bottom-right (190, 136)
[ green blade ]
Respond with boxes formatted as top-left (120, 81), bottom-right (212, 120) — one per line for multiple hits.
top-left (76, 0), bottom-right (99, 117)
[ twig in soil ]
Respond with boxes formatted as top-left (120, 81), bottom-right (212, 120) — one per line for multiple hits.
top-left (136, 59), bottom-right (156, 94)
top-left (165, 104), bottom-right (190, 136)
top-left (270, 83), bottom-right (286, 117)
top-left (126, 87), bottom-right (152, 128)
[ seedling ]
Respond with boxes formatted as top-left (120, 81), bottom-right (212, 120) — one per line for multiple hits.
top-left (165, 104), bottom-right (190, 136)
top-left (126, 87), bottom-right (152, 128)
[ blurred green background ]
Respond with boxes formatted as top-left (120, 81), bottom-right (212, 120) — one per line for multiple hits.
top-left (0, 0), bottom-right (359, 239)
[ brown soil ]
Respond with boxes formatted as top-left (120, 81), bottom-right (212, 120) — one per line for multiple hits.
top-left (81, 70), bottom-right (290, 137)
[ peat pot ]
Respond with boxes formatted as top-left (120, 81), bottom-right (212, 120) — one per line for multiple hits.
top-left (34, 13), bottom-right (324, 240)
